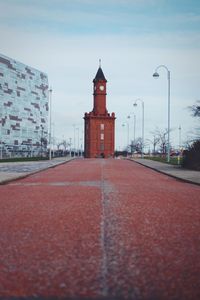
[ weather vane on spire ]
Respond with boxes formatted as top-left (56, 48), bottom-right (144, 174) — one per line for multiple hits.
top-left (99, 59), bottom-right (101, 68)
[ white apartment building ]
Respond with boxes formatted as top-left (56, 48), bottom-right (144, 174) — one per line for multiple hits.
top-left (0, 53), bottom-right (49, 157)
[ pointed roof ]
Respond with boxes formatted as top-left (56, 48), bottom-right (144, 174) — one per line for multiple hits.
top-left (93, 67), bottom-right (107, 83)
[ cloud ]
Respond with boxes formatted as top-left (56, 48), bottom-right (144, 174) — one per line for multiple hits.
top-left (1, 0), bottom-right (200, 37)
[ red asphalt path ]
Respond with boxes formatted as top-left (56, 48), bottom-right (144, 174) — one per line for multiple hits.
top-left (0, 159), bottom-right (200, 300)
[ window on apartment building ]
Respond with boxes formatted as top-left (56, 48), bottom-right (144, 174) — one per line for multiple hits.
top-left (101, 133), bottom-right (104, 140)
top-left (22, 128), bottom-right (27, 137)
top-left (100, 124), bottom-right (104, 130)
top-left (34, 131), bottom-right (39, 138)
top-left (2, 128), bottom-right (8, 135)
top-left (13, 130), bottom-right (20, 137)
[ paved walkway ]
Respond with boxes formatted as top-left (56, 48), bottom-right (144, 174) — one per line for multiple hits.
top-left (0, 159), bottom-right (199, 299)
top-left (0, 156), bottom-right (199, 186)
top-left (130, 158), bottom-right (200, 185)
top-left (0, 157), bottom-right (75, 184)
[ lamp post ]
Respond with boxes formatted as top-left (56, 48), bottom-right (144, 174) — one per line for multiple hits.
top-left (133, 99), bottom-right (144, 158)
top-left (49, 87), bottom-right (52, 160)
top-left (0, 142), bottom-right (2, 160)
top-left (178, 125), bottom-right (182, 165)
top-left (0, 122), bottom-right (2, 159)
top-left (81, 130), bottom-right (84, 157)
top-left (178, 125), bottom-right (182, 151)
top-left (80, 138), bottom-right (83, 157)
top-left (122, 122), bottom-right (129, 156)
top-left (52, 122), bottom-right (55, 158)
top-left (127, 114), bottom-right (136, 155)
top-left (73, 124), bottom-right (76, 157)
top-left (153, 65), bottom-right (171, 163)
top-left (76, 127), bottom-right (79, 157)
top-left (69, 137), bottom-right (72, 157)
top-left (40, 124), bottom-right (44, 157)
top-left (127, 116), bottom-right (130, 150)
top-left (133, 114), bottom-right (136, 143)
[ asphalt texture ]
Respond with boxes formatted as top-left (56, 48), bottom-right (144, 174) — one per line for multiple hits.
top-left (0, 159), bottom-right (200, 300)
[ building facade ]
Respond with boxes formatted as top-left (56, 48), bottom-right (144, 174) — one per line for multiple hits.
top-left (84, 66), bottom-right (115, 158)
top-left (0, 53), bottom-right (49, 158)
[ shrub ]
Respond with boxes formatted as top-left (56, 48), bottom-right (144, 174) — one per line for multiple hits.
top-left (182, 140), bottom-right (200, 170)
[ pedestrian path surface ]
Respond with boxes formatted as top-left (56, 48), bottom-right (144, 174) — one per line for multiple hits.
top-left (1, 156), bottom-right (200, 186)
top-left (0, 159), bottom-right (199, 300)
top-left (0, 157), bottom-right (74, 184)
top-left (130, 158), bottom-right (200, 185)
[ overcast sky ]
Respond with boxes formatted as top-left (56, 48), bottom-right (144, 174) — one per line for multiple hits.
top-left (0, 0), bottom-right (200, 151)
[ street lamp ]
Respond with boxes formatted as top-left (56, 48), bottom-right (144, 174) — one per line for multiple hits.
top-left (52, 122), bottom-right (55, 158)
top-left (80, 138), bottom-right (83, 157)
top-left (73, 124), bottom-right (76, 157)
top-left (133, 114), bottom-right (136, 143)
top-left (153, 65), bottom-right (171, 163)
top-left (133, 99), bottom-right (144, 158)
top-left (178, 125), bottom-right (182, 151)
top-left (127, 116), bottom-right (130, 149)
top-left (127, 114), bottom-right (136, 155)
top-left (76, 127), bottom-right (79, 157)
top-left (122, 122), bottom-right (129, 156)
top-left (69, 137), bottom-right (72, 157)
top-left (178, 125), bottom-right (182, 165)
top-left (0, 142), bottom-right (2, 160)
top-left (49, 87), bottom-right (52, 160)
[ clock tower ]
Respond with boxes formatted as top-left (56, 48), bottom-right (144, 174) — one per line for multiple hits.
top-left (84, 64), bottom-right (115, 158)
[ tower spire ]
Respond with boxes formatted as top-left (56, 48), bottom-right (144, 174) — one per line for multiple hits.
top-left (93, 62), bottom-right (107, 83)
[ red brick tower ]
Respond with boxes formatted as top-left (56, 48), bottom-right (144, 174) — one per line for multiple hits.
top-left (84, 64), bottom-right (115, 158)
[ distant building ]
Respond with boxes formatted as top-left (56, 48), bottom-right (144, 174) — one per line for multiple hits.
top-left (84, 65), bottom-right (115, 158)
top-left (0, 53), bottom-right (49, 157)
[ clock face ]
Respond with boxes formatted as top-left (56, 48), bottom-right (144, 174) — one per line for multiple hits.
top-left (99, 85), bottom-right (104, 91)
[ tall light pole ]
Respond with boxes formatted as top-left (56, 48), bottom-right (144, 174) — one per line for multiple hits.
top-left (153, 65), bottom-right (171, 163)
top-left (49, 87), bottom-right (52, 160)
top-left (73, 124), bottom-right (76, 157)
top-left (80, 138), bottom-right (83, 157)
top-left (0, 121), bottom-right (2, 159)
top-left (0, 129), bottom-right (2, 159)
top-left (127, 114), bottom-right (136, 155)
top-left (178, 125), bottom-right (182, 151)
top-left (133, 114), bottom-right (136, 143)
top-left (178, 125), bottom-right (182, 165)
top-left (76, 127), bottom-right (79, 157)
top-left (133, 99), bottom-right (144, 158)
top-left (69, 137), bottom-right (72, 157)
top-left (127, 116), bottom-right (130, 150)
top-left (81, 130), bottom-right (84, 157)
top-left (122, 122), bottom-right (129, 156)
top-left (0, 142), bottom-right (2, 160)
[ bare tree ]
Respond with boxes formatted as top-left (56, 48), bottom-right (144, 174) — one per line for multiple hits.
top-left (130, 137), bottom-right (143, 154)
top-left (57, 142), bottom-right (63, 150)
top-left (57, 140), bottom-right (70, 151)
top-left (151, 128), bottom-right (169, 155)
top-left (188, 100), bottom-right (200, 140)
top-left (147, 135), bottom-right (160, 155)
top-left (190, 100), bottom-right (200, 117)
top-left (62, 140), bottom-right (69, 152)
